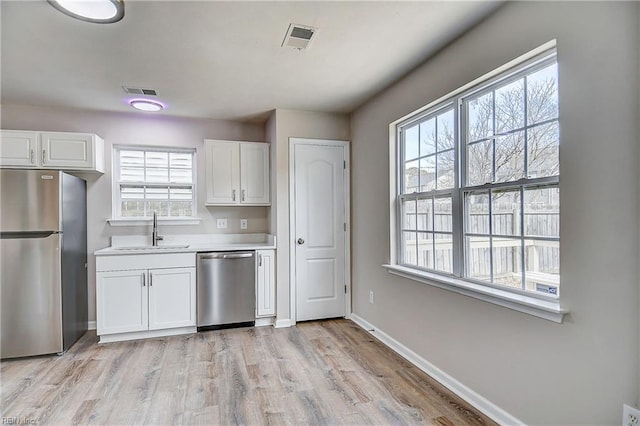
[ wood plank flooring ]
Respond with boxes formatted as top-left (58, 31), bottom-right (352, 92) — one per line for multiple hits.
top-left (1, 319), bottom-right (496, 425)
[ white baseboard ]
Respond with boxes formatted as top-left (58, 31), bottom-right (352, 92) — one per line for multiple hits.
top-left (255, 317), bottom-right (275, 327)
top-left (88, 321), bottom-right (97, 330)
top-left (274, 318), bottom-right (293, 328)
top-left (349, 313), bottom-right (523, 426)
top-left (98, 326), bottom-right (196, 344)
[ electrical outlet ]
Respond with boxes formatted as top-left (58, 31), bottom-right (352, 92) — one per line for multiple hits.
top-left (240, 219), bottom-right (248, 230)
top-left (369, 291), bottom-right (374, 304)
top-left (216, 218), bottom-right (227, 229)
top-left (624, 404), bottom-right (640, 426)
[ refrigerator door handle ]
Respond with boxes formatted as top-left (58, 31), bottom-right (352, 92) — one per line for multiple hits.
top-left (0, 231), bottom-right (60, 239)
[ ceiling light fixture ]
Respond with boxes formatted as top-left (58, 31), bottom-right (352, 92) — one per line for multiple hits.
top-left (129, 99), bottom-right (164, 112)
top-left (47, 0), bottom-right (124, 24)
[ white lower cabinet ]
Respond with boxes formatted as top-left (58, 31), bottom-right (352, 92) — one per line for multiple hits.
top-left (256, 250), bottom-right (275, 317)
top-left (96, 253), bottom-right (196, 343)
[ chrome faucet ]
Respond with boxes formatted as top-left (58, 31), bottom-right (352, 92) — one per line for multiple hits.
top-left (152, 211), bottom-right (164, 246)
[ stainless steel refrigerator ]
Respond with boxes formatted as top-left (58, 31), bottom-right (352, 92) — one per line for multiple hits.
top-left (0, 169), bottom-right (88, 359)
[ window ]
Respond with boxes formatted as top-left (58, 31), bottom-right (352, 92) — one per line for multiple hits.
top-left (113, 146), bottom-right (196, 219)
top-left (395, 48), bottom-right (559, 299)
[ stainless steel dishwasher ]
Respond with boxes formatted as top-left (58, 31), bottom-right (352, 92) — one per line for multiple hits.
top-left (197, 251), bottom-right (256, 330)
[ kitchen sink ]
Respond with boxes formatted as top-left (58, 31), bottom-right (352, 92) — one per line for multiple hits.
top-left (113, 244), bottom-right (190, 251)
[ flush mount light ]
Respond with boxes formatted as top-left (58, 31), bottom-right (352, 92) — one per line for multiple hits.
top-left (48, 0), bottom-right (124, 24)
top-left (129, 99), bottom-right (164, 112)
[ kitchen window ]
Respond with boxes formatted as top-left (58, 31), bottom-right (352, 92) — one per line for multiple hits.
top-left (113, 146), bottom-right (196, 220)
top-left (387, 44), bottom-right (564, 321)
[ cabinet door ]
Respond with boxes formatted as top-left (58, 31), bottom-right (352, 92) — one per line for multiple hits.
top-left (97, 270), bottom-right (148, 335)
top-left (148, 267), bottom-right (196, 330)
top-left (205, 140), bottom-right (240, 205)
top-left (240, 142), bottom-right (270, 205)
top-left (0, 130), bottom-right (38, 167)
top-left (256, 250), bottom-right (275, 317)
top-left (41, 132), bottom-right (94, 170)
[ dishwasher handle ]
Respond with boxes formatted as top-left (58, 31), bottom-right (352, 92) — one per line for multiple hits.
top-left (199, 252), bottom-right (253, 260)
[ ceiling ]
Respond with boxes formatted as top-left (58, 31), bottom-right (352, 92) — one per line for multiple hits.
top-left (1, 1), bottom-right (500, 122)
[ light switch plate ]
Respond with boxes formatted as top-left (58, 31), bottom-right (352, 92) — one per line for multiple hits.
top-left (216, 218), bottom-right (227, 229)
top-left (240, 219), bottom-right (248, 230)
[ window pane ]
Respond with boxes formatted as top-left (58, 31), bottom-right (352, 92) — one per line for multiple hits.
top-left (435, 233), bottom-right (453, 273)
top-left (467, 92), bottom-right (493, 142)
top-left (491, 189), bottom-right (521, 236)
top-left (169, 201), bottom-right (193, 217)
top-left (405, 125), bottom-right (419, 160)
top-left (402, 199), bottom-right (417, 230)
top-left (145, 151), bottom-right (168, 168)
top-left (466, 236), bottom-right (491, 280)
top-left (527, 63), bottom-right (558, 125)
top-left (119, 150), bottom-right (144, 167)
top-left (170, 168), bottom-right (193, 183)
top-left (416, 198), bottom-right (432, 231)
top-left (434, 197), bottom-right (452, 232)
top-left (527, 122), bottom-right (559, 178)
top-left (169, 152), bottom-right (192, 169)
top-left (146, 201), bottom-right (169, 216)
top-left (495, 131), bottom-right (524, 183)
top-left (120, 167), bottom-right (144, 182)
top-left (402, 231), bottom-right (417, 266)
top-left (495, 78), bottom-right (524, 134)
top-left (419, 118), bottom-right (436, 156)
top-left (524, 239), bottom-right (559, 296)
top-left (466, 192), bottom-right (489, 234)
top-left (467, 140), bottom-right (492, 186)
top-left (492, 237), bottom-right (522, 290)
top-left (403, 160), bottom-right (419, 193)
top-left (524, 187), bottom-right (559, 237)
top-left (120, 186), bottom-right (144, 200)
top-left (419, 156), bottom-right (436, 192)
top-left (436, 150), bottom-right (454, 190)
top-left (417, 232), bottom-right (433, 269)
top-left (146, 187), bottom-right (168, 200)
top-left (146, 167), bottom-right (169, 183)
top-left (120, 200), bottom-right (145, 217)
top-left (437, 109), bottom-right (454, 151)
top-left (169, 187), bottom-right (193, 201)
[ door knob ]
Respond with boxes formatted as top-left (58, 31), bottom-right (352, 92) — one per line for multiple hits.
top-left (297, 238), bottom-right (305, 245)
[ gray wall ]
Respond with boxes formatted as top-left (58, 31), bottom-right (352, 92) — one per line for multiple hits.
top-left (266, 109), bottom-right (350, 323)
top-left (350, 2), bottom-right (639, 424)
top-left (0, 104), bottom-right (265, 322)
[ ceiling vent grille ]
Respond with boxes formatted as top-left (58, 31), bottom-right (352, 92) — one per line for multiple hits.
top-left (123, 86), bottom-right (158, 96)
top-left (281, 23), bottom-right (317, 50)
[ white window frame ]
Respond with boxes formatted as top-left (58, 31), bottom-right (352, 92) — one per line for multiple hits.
top-left (110, 145), bottom-right (199, 226)
top-left (384, 41), bottom-right (568, 323)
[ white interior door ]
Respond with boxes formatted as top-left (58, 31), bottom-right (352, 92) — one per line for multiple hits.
top-left (293, 141), bottom-right (348, 322)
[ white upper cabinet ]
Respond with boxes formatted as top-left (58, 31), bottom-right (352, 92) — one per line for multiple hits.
top-left (0, 130), bottom-right (38, 168)
top-left (204, 139), bottom-right (270, 206)
top-left (0, 130), bottom-right (105, 173)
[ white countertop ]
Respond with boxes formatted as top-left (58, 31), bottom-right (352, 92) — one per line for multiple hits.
top-left (94, 233), bottom-right (276, 256)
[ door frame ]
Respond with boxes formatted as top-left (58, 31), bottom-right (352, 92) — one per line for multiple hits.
top-left (289, 137), bottom-right (351, 325)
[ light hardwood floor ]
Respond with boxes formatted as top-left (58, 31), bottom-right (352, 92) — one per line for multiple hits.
top-left (1, 319), bottom-right (496, 425)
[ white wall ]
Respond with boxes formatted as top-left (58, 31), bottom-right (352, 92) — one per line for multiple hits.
top-left (1, 104), bottom-right (265, 322)
top-left (350, 2), bottom-right (639, 424)
top-left (267, 109), bottom-right (350, 323)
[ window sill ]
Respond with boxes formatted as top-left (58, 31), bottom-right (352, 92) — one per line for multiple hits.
top-left (382, 264), bottom-right (568, 323)
top-left (107, 217), bottom-right (202, 227)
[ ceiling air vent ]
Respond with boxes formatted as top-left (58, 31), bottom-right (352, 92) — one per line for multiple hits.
top-left (123, 86), bottom-right (158, 96)
top-left (281, 23), bottom-right (317, 50)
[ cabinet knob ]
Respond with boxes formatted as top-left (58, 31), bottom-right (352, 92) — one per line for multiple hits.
top-left (30, 149), bottom-right (35, 164)
top-left (241, 189), bottom-right (245, 202)
top-left (42, 149), bottom-right (46, 165)
top-left (232, 189), bottom-right (236, 201)
top-left (142, 273), bottom-right (145, 286)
